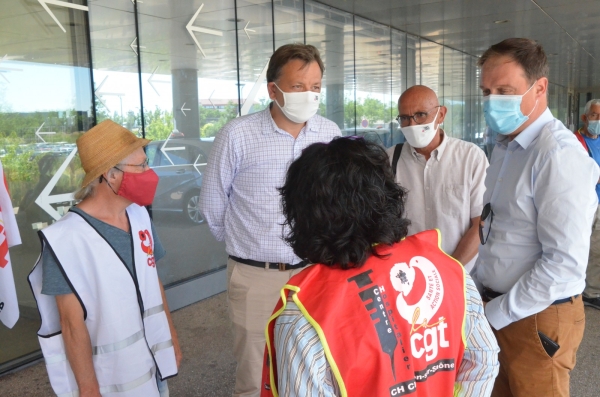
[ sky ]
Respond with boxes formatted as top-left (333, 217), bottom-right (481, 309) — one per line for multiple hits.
top-left (0, 60), bottom-right (382, 117)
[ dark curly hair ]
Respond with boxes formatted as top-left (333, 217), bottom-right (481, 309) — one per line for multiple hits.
top-left (279, 137), bottom-right (410, 269)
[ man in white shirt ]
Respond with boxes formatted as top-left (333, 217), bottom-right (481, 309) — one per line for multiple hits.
top-left (387, 85), bottom-right (488, 273)
top-left (476, 38), bottom-right (599, 397)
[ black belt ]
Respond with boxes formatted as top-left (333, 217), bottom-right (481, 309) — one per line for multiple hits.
top-left (483, 287), bottom-right (579, 305)
top-left (229, 256), bottom-right (308, 271)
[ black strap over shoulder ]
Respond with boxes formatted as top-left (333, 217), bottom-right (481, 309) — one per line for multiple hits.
top-left (391, 143), bottom-right (403, 176)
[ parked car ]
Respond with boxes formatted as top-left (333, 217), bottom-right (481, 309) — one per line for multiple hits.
top-left (146, 139), bottom-right (213, 225)
top-left (342, 125), bottom-right (405, 148)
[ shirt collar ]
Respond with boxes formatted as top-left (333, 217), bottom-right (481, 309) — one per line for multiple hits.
top-left (511, 107), bottom-right (553, 149)
top-left (262, 103), bottom-right (318, 135)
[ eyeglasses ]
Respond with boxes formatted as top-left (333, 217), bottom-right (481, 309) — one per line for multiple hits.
top-left (479, 203), bottom-right (493, 245)
top-left (116, 158), bottom-right (150, 170)
top-left (396, 106), bottom-right (440, 127)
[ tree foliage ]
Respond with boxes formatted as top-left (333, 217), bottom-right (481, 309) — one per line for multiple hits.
top-left (344, 97), bottom-right (394, 128)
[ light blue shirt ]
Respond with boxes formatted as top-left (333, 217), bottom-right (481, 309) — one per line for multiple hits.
top-left (200, 107), bottom-right (341, 263)
top-left (476, 108), bottom-right (600, 330)
top-left (275, 275), bottom-right (499, 397)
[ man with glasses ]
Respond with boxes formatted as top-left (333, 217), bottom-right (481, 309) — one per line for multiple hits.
top-left (387, 85), bottom-right (488, 273)
top-left (29, 120), bottom-right (181, 397)
top-left (574, 99), bottom-right (600, 310)
top-left (476, 38), bottom-right (599, 397)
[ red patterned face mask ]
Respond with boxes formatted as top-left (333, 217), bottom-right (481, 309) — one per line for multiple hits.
top-left (116, 169), bottom-right (159, 206)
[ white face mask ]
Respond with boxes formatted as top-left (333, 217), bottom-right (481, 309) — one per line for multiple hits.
top-left (273, 83), bottom-right (321, 124)
top-left (400, 107), bottom-right (440, 148)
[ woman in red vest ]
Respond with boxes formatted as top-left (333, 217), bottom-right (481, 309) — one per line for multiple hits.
top-left (261, 137), bottom-right (499, 397)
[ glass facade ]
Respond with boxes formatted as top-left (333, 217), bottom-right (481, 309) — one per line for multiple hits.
top-left (0, 0), bottom-right (571, 373)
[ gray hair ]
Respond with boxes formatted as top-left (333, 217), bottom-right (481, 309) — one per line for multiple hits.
top-left (74, 179), bottom-right (99, 201)
top-left (585, 99), bottom-right (600, 115)
top-left (74, 168), bottom-right (118, 201)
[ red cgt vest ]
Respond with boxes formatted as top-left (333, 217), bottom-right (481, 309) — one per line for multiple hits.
top-left (262, 229), bottom-right (466, 397)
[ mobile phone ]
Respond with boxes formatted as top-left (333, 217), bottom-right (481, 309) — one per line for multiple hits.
top-left (538, 331), bottom-right (560, 357)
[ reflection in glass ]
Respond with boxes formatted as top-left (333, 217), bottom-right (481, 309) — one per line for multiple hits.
top-left (305, 1), bottom-right (354, 132)
top-left (0, 0), bottom-right (94, 372)
top-left (137, 1), bottom-right (236, 286)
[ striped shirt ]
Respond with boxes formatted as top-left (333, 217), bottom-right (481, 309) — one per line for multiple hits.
top-left (274, 275), bottom-right (499, 397)
top-left (200, 106), bottom-right (341, 263)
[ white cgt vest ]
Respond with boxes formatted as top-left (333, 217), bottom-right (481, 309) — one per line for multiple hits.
top-left (29, 204), bottom-right (177, 397)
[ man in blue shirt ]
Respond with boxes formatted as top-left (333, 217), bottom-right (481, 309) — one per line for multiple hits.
top-left (574, 98), bottom-right (600, 309)
top-left (476, 38), bottom-right (599, 397)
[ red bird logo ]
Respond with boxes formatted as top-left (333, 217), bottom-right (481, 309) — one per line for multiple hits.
top-left (0, 223), bottom-right (8, 269)
top-left (139, 230), bottom-right (155, 267)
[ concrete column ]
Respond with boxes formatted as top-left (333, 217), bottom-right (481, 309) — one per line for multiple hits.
top-left (325, 24), bottom-right (345, 129)
top-left (172, 69), bottom-right (200, 138)
top-left (406, 35), bottom-right (418, 88)
top-left (170, 2), bottom-right (200, 138)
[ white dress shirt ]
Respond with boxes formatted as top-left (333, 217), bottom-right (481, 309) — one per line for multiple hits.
top-left (387, 131), bottom-right (488, 272)
top-left (476, 108), bottom-right (600, 330)
top-left (199, 106), bottom-right (341, 264)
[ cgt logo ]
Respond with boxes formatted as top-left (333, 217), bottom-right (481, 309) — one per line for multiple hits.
top-left (138, 230), bottom-right (156, 267)
top-left (390, 256), bottom-right (444, 325)
top-left (390, 256), bottom-right (448, 362)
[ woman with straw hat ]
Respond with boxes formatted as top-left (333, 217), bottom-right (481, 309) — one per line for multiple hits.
top-left (29, 120), bottom-right (181, 397)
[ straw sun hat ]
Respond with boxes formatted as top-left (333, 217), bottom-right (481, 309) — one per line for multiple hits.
top-left (77, 120), bottom-right (150, 188)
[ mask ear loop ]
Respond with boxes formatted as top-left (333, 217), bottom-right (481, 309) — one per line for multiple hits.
top-left (272, 83), bottom-right (286, 108)
top-left (524, 81), bottom-right (539, 118)
top-left (100, 169), bottom-right (120, 196)
top-left (432, 106), bottom-right (441, 132)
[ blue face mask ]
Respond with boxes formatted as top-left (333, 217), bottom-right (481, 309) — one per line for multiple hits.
top-left (483, 83), bottom-right (537, 135)
top-left (588, 120), bottom-right (600, 136)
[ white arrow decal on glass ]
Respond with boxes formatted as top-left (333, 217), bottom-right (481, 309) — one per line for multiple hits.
top-left (148, 66), bottom-right (169, 96)
top-left (186, 4), bottom-right (223, 58)
top-left (240, 59), bottom-right (269, 117)
top-left (35, 148), bottom-right (78, 220)
top-left (193, 154), bottom-right (207, 176)
top-left (160, 128), bottom-right (185, 166)
top-left (35, 122), bottom-right (56, 143)
top-left (181, 102), bottom-right (191, 117)
top-left (94, 76), bottom-right (124, 112)
top-left (94, 76), bottom-right (109, 110)
top-left (208, 89), bottom-right (216, 109)
top-left (37, 0), bottom-right (89, 33)
top-left (243, 21), bottom-right (255, 40)
top-left (0, 55), bottom-right (23, 83)
top-left (130, 37), bottom-right (146, 56)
